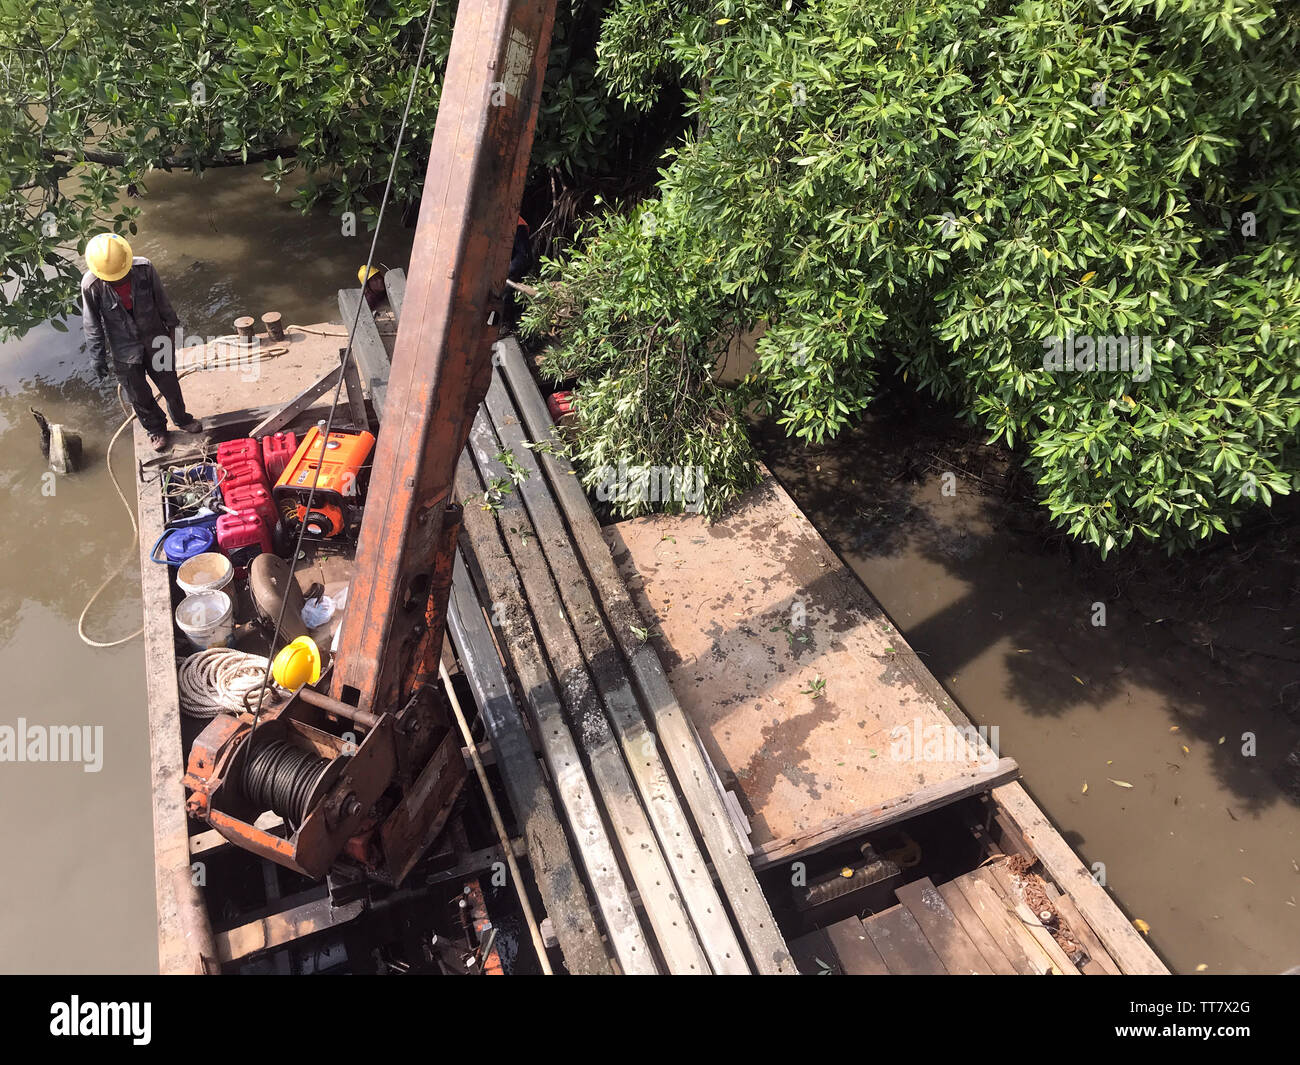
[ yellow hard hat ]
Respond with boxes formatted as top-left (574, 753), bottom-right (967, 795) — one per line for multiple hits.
top-left (271, 636), bottom-right (322, 691)
top-left (357, 265), bottom-right (381, 284)
top-left (86, 233), bottom-right (133, 281)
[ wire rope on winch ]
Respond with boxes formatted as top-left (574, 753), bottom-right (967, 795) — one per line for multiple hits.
top-left (240, 739), bottom-right (332, 828)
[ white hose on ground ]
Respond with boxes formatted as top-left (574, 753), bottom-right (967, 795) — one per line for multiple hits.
top-left (77, 342), bottom-right (290, 648)
top-left (178, 647), bottom-right (273, 718)
top-left (77, 407), bottom-right (143, 648)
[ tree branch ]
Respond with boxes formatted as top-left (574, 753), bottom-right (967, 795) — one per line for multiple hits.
top-left (47, 144), bottom-right (299, 170)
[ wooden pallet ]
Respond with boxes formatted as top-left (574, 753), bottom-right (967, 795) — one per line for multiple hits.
top-left (787, 864), bottom-right (1124, 975)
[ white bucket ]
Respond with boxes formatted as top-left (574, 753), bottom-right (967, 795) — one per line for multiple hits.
top-left (176, 552), bottom-right (234, 597)
top-left (175, 589), bottom-right (235, 650)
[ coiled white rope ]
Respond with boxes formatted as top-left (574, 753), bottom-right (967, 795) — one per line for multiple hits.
top-left (178, 647), bottom-right (273, 718)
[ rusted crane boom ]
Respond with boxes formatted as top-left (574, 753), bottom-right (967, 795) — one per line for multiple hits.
top-left (325, 0), bottom-right (558, 883)
top-left (184, 0), bottom-right (559, 888)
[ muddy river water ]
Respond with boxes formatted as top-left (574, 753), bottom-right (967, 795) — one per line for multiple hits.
top-left (1, 166), bottom-right (1294, 973)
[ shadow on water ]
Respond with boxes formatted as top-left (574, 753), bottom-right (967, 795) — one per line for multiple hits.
top-left (757, 397), bottom-right (1300, 975)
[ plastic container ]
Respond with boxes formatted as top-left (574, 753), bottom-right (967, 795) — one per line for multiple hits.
top-left (175, 589), bottom-right (234, 650)
top-left (224, 482), bottom-right (278, 536)
top-left (260, 431), bottom-right (298, 483)
top-left (220, 457), bottom-right (269, 496)
top-left (216, 510), bottom-right (272, 567)
top-left (154, 524), bottom-right (216, 565)
top-left (175, 552), bottom-right (234, 596)
top-left (546, 391), bottom-right (575, 420)
top-left (216, 438), bottom-right (263, 473)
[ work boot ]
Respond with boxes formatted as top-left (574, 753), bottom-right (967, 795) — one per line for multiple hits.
top-left (149, 432), bottom-right (168, 452)
top-left (176, 417), bottom-right (203, 433)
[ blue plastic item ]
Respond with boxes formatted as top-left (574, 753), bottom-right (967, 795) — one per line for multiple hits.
top-left (150, 524), bottom-right (217, 566)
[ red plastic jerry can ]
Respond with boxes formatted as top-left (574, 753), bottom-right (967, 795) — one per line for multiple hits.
top-left (216, 510), bottom-right (272, 568)
top-left (220, 457), bottom-right (269, 498)
top-left (223, 482), bottom-right (278, 536)
top-left (260, 431), bottom-right (298, 483)
top-left (216, 438), bottom-right (263, 474)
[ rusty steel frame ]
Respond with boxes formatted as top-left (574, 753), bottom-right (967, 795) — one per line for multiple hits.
top-left (331, 0), bottom-right (558, 718)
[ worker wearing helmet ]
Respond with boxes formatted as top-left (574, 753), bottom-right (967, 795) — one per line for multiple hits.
top-left (81, 233), bottom-right (201, 451)
top-left (358, 264), bottom-right (387, 310)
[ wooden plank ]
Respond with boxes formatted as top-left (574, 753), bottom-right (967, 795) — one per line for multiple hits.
top-left (824, 917), bottom-right (889, 975)
top-left (248, 362), bottom-right (344, 437)
top-left (1047, 883), bottom-right (1121, 975)
top-left (481, 374), bottom-right (748, 974)
top-left (384, 267), bottom-right (408, 320)
top-left (989, 862), bottom-right (1081, 975)
top-left (463, 414), bottom-right (709, 974)
top-left (135, 435), bottom-right (219, 975)
top-left (992, 783), bottom-right (1168, 974)
top-left (951, 871), bottom-right (1046, 975)
top-left (456, 454), bottom-right (659, 973)
top-left (447, 566), bottom-right (613, 972)
top-left (936, 880), bottom-right (1019, 975)
top-left (337, 287), bottom-right (391, 420)
top-left (217, 895), bottom-right (366, 964)
top-left (497, 337), bottom-right (795, 974)
top-left (751, 759), bottom-right (1020, 870)
top-left (340, 350), bottom-right (369, 431)
top-left (448, 560), bottom-right (613, 975)
top-left (896, 877), bottom-right (994, 975)
top-left (961, 870), bottom-right (1060, 974)
top-left (862, 905), bottom-right (947, 975)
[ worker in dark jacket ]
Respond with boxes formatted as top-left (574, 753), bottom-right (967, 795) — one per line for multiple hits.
top-left (81, 233), bottom-right (201, 451)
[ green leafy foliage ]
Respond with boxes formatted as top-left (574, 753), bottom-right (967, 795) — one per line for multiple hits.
top-left (527, 0), bottom-right (1300, 551)
top-left (0, 0), bottom-right (637, 337)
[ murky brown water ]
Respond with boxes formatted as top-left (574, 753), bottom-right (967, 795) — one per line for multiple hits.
top-left (759, 408), bottom-right (1300, 975)
top-left (0, 167), bottom-right (410, 973)
top-left (3, 163), bottom-right (1295, 975)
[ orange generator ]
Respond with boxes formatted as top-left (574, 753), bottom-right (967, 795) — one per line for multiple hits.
top-left (273, 425), bottom-right (376, 538)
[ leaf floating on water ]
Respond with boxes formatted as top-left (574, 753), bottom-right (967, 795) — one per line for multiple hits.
top-left (1195, 963), bottom-right (1208, 972)
top-left (1241, 876), bottom-right (1255, 885)
top-left (1218, 736), bottom-right (1226, 744)
top-left (1169, 726), bottom-right (1180, 732)
top-left (1109, 778), bottom-right (1134, 788)
top-left (1181, 745), bottom-right (1190, 754)
top-left (1073, 675), bottom-right (1085, 685)
top-left (1081, 780), bottom-right (1088, 794)
top-left (1133, 918), bottom-right (1151, 936)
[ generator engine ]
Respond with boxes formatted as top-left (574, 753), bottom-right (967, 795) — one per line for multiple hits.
top-left (273, 426), bottom-right (375, 537)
